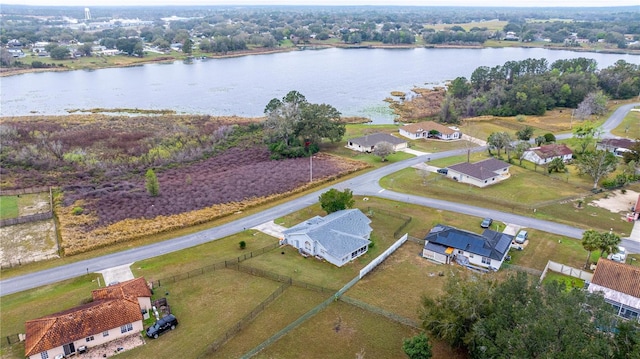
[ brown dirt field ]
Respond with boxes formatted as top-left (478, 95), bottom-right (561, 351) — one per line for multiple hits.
top-left (0, 219), bottom-right (58, 268)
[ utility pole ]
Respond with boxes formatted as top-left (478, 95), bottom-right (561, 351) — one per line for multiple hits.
top-left (310, 154), bottom-right (313, 182)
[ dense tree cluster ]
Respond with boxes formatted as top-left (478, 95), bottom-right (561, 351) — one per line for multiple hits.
top-left (319, 188), bottom-right (355, 214)
top-left (263, 91), bottom-right (345, 160)
top-left (442, 58), bottom-right (640, 120)
top-left (420, 272), bottom-right (640, 359)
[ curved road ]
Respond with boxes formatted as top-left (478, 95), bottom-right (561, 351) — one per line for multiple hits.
top-left (1, 103), bottom-right (638, 296)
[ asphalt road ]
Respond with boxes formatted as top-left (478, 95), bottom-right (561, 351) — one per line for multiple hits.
top-left (1, 103), bottom-right (638, 296)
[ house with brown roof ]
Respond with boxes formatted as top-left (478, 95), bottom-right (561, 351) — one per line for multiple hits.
top-left (522, 143), bottom-right (573, 165)
top-left (346, 133), bottom-right (408, 153)
top-left (596, 138), bottom-right (637, 157)
top-left (25, 278), bottom-right (151, 359)
top-left (587, 258), bottom-right (640, 323)
top-left (92, 277), bottom-right (152, 312)
top-left (445, 158), bottom-right (511, 187)
top-left (398, 121), bottom-right (461, 141)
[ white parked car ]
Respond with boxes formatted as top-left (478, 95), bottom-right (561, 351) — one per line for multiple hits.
top-left (515, 230), bottom-right (528, 244)
top-left (609, 246), bottom-right (626, 263)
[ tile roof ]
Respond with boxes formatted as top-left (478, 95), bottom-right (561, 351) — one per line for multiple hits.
top-left (283, 209), bottom-right (372, 258)
top-left (401, 121), bottom-right (458, 135)
top-left (25, 299), bottom-right (142, 356)
top-left (92, 277), bottom-right (151, 301)
top-left (448, 158), bottom-right (510, 180)
top-left (348, 133), bottom-right (407, 147)
top-left (424, 224), bottom-right (512, 261)
top-left (529, 144), bottom-right (573, 159)
top-left (591, 258), bottom-right (640, 298)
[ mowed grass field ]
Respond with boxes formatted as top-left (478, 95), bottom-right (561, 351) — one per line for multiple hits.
top-left (253, 300), bottom-right (421, 359)
top-left (382, 150), bottom-right (636, 235)
top-left (0, 196), bottom-right (18, 219)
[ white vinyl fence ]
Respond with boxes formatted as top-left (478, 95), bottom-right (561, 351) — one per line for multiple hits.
top-left (539, 260), bottom-right (593, 283)
top-left (360, 234), bottom-right (408, 279)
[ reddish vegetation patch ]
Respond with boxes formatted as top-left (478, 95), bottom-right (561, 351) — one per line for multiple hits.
top-left (63, 147), bottom-right (354, 228)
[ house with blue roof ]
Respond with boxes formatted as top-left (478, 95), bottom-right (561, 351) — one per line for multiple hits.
top-left (281, 209), bottom-right (372, 267)
top-left (422, 224), bottom-right (512, 271)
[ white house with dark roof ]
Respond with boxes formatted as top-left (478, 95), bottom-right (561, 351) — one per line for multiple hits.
top-left (346, 133), bottom-right (408, 153)
top-left (597, 138), bottom-right (637, 157)
top-left (522, 143), bottom-right (573, 165)
top-left (422, 224), bottom-right (512, 271)
top-left (281, 209), bottom-right (372, 267)
top-left (398, 121), bottom-right (461, 141)
top-left (588, 258), bottom-right (640, 323)
top-left (446, 158), bottom-right (511, 187)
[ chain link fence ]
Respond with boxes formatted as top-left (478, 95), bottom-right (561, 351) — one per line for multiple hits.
top-left (198, 282), bottom-right (291, 358)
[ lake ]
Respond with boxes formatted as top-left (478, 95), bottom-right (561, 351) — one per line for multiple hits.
top-left (1, 47), bottom-right (638, 123)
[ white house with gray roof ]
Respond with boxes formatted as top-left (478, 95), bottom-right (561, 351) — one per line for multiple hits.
top-left (346, 133), bottom-right (408, 153)
top-left (446, 158), bottom-right (510, 187)
top-left (281, 209), bottom-right (372, 267)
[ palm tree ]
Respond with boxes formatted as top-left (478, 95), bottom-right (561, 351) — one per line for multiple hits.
top-left (599, 232), bottom-right (621, 258)
top-left (582, 229), bottom-right (601, 269)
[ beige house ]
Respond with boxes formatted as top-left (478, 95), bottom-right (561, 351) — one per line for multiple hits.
top-left (398, 121), bottom-right (461, 141)
top-left (25, 278), bottom-right (151, 359)
top-left (588, 258), bottom-right (640, 323)
top-left (346, 133), bottom-right (408, 153)
top-left (446, 158), bottom-right (510, 187)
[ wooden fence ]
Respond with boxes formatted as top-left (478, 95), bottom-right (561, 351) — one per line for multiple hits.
top-left (0, 186), bottom-right (50, 196)
top-left (0, 212), bottom-right (53, 227)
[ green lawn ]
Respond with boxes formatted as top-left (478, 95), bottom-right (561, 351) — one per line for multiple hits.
top-left (0, 196), bottom-right (19, 219)
top-left (381, 153), bottom-right (635, 234)
top-left (132, 230), bottom-right (277, 280)
top-left (541, 271), bottom-right (585, 290)
top-left (253, 301), bottom-right (424, 359)
top-left (610, 108), bottom-right (640, 138)
top-left (116, 270), bottom-right (282, 359)
top-left (211, 286), bottom-right (331, 358)
top-left (507, 229), bottom-right (593, 271)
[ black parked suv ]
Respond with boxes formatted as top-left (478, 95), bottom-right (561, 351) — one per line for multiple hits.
top-left (146, 314), bottom-right (178, 339)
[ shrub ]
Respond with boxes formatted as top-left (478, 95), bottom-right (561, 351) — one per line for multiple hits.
top-left (239, 240), bottom-right (246, 250)
top-left (72, 206), bottom-right (84, 215)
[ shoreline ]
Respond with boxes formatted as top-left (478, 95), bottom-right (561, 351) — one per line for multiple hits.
top-left (1, 42), bottom-right (638, 78)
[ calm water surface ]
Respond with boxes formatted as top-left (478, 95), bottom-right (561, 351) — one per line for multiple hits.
top-left (1, 47), bottom-right (638, 123)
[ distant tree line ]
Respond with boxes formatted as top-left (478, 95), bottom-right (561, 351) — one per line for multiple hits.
top-left (440, 57), bottom-right (640, 123)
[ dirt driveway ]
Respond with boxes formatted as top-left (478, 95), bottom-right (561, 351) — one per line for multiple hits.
top-left (590, 190), bottom-right (639, 214)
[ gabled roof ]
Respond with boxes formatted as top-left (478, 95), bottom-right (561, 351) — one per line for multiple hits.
top-left (591, 258), bottom-right (640, 298)
top-left (401, 121), bottom-right (458, 135)
top-left (448, 158), bottom-right (510, 181)
top-left (598, 138), bottom-right (636, 150)
top-left (25, 299), bottom-right (142, 356)
top-left (283, 209), bottom-right (372, 258)
top-left (424, 224), bottom-right (512, 261)
top-left (527, 144), bottom-right (573, 159)
top-left (92, 277), bottom-right (151, 302)
top-left (348, 133), bottom-right (406, 147)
